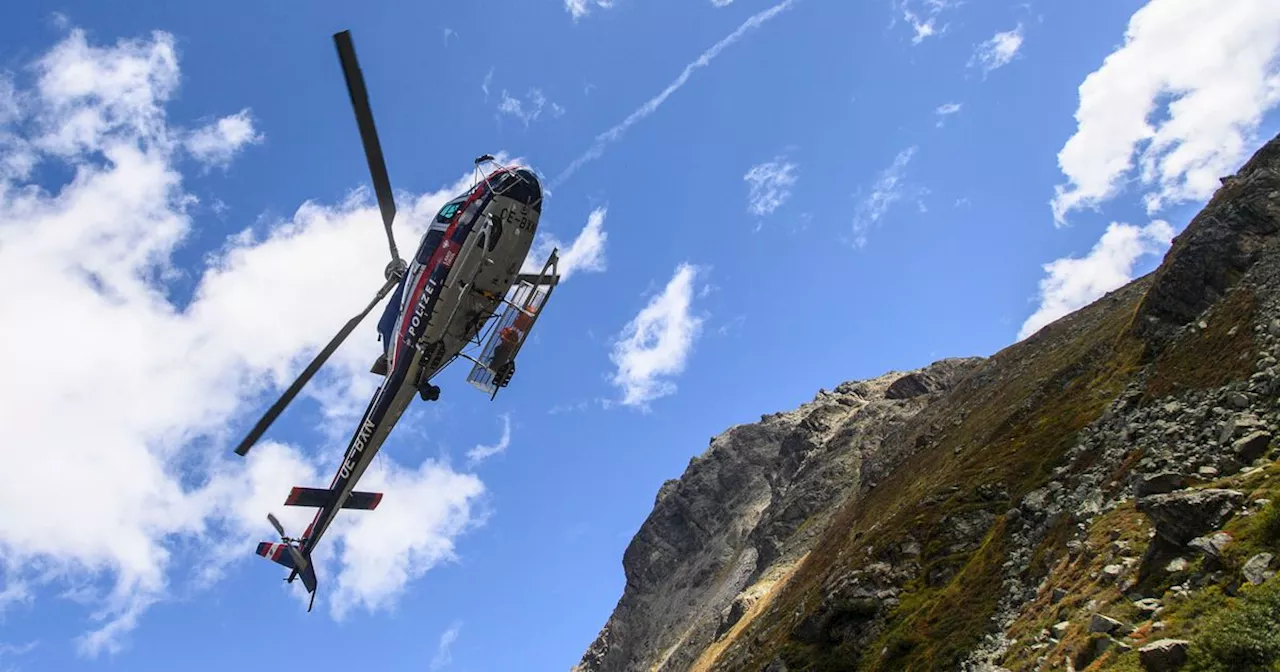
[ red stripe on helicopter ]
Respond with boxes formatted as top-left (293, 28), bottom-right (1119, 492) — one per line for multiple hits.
top-left (391, 169), bottom-right (508, 366)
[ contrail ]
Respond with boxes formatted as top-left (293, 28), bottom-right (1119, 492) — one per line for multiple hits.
top-left (551, 0), bottom-right (799, 188)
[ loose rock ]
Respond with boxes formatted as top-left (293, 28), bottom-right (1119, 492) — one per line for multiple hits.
top-left (1089, 613), bottom-right (1124, 635)
top-left (1134, 598), bottom-right (1162, 616)
top-left (1139, 639), bottom-right (1190, 671)
top-left (1137, 489), bottom-right (1245, 547)
top-left (1243, 553), bottom-right (1275, 585)
top-left (1233, 431), bottom-right (1273, 463)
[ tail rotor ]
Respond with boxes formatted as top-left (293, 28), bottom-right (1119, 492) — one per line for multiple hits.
top-left (257, 513), bottom-right (319, 612)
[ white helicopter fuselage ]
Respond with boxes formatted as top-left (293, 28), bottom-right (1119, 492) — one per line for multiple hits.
top-left (390, 167), bottom-right (542, 381)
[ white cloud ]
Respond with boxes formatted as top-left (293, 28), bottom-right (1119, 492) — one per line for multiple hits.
top-left (431, 622), bottom-right (462, 670)
top-left (851, 146), bottom-right (917, 247)
top-left (744, 157), bottom-right (798, 216)
top-left (497, 88), bottom-right (561, 127)
top-left (893, 0), bottom-right (955, 45)
top-left (522, 206), bottom-right (608, 282)
top-left (565, 0), bottom-right (615, 20)
top-left (712, 0), bottom-right (736, 5)
top-left (1050, 0), bottom-right (1280, 225)
top-left (1017, 219), bottom-right (1175, 340)
top-left (184, 109), bottom-right (263, 168)
top-left (553, 0), bottom-right (798, 187)
top-left (935, 101), bottom-right (962, 127)
top-left (609, 263), bottom-right (706, 409)
top-left (0, 26), bottom-right (491, 654)
top-left (481, 68), bottom-right (493, 100)
top-left (971, 24), bottom-right (1024, 73)
top-left (326, 462), bottom-right (484, 620)
top-left (467, 414), bottom-right (511, 465)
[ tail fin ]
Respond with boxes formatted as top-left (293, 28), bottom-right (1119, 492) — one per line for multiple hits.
top-left (284, 486), bottom-right (383, 510)
top-left (254, 541), bottom-right (319, 611)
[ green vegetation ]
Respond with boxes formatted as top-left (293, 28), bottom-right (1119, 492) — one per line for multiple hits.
top-left (1186, 578), bottom-right (1280, 672)
top-left (1259, 500), bottom-right (1280, 546)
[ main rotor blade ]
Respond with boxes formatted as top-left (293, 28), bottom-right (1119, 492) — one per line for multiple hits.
top-left (333, 30), bottom-right (400, 263)
top-left (234, 275), bottom-right (401, 457)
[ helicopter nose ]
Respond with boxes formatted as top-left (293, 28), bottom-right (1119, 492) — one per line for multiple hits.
top-left (496, 168), bottom-right (542, 212)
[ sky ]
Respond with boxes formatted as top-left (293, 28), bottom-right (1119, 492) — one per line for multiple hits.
top-left (1, 0), bottom-right (1279, 669)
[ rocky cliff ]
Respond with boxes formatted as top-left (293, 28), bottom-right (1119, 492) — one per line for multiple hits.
top-left (574, 131), bottom-right (1280, 672)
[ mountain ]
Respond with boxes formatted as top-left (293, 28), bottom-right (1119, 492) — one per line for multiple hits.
top-left (573, 131), bottom-right (1280, 672)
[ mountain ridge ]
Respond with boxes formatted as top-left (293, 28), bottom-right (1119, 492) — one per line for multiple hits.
top-left (574, 130), bottom-right (1280, 672)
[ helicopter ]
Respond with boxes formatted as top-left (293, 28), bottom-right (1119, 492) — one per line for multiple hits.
top-left (231, 29), bottom-right (560, 611)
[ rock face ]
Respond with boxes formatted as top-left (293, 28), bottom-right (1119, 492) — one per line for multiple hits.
top-left (573, 132), bottom-right (1280, 672)
top-left (572, 358), bottom-right (982, 672)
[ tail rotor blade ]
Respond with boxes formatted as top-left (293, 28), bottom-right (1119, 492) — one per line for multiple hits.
top-left (234, 275), bottom-right (401, 457)
top-left (333, 30), bottom-right (400, 263)
top-left (267, 512), bottom-right (286, 538)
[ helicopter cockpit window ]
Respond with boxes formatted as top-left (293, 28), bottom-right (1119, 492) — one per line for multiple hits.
top-left (415, 228), bottom-right (446, 265)
top-left (436, 197), bottom-right (464, 224)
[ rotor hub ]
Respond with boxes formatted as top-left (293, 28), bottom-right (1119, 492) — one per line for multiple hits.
top-left (384, 258), bottom-right (407, 281)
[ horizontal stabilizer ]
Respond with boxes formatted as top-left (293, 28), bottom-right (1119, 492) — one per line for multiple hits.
top-left (256, 542), bottom-right (300, 570)
top-left (284, 486), bottom-right (383, 510)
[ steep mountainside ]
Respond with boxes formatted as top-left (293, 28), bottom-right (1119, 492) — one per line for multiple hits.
top-left (573, 131), bottom-right (1280, 672)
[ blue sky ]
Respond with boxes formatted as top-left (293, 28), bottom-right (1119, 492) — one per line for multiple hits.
top-left (2, 0), bottom-right (1279, 670)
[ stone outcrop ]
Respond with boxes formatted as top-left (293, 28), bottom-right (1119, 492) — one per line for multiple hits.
top-left (572, 359), bottom-right (981, 672)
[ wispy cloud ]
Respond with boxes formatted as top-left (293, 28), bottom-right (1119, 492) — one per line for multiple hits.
top-left (1050, 0), bottom-right (1280, 225)
top-left (0, 580), bottom-right (31, 615)
top-left (430, 622), bottom-right (462, 671)
top-left (744, 157), bottom-right (799, 217)
top-left (893, 0), bottom-right (955, 44)
top-left (609, 263), bottom-right (707, 409)
top-left (522, 206), bottom-right (608, 282)
top-left (1018, 220), bottom-right (1174, 340)
top-left (467, 415), bottom-right (511, 465)
top-left (481, 67), bottom-right (493, 100)
top-left (934, 101), bottom-right (962, 127)
top-left (184, 109), bottom-right (263, 169)
top-left (565, 0), bottom-right (615, 20)
top-left (851, 146), bottom-right (918, 247)
top-left (552, 0), bottom-right (799, 187)
top-left (971, 24), bottom-right (1024, 73)
top-left (497, 88), bottom-right (562, 127)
